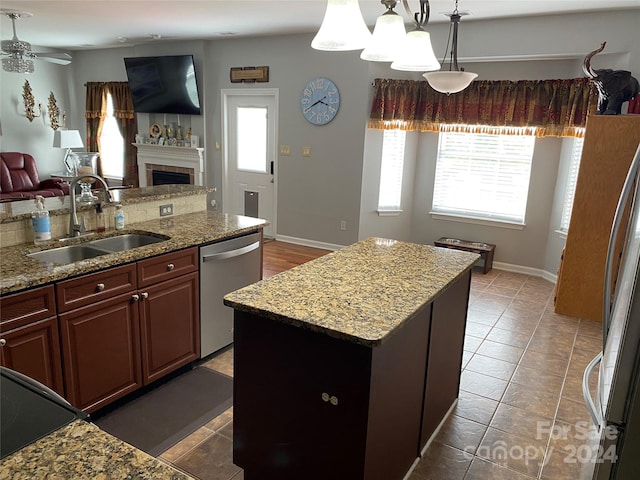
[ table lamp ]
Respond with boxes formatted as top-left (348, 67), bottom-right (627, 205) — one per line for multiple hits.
top-left (53, 130), bottom-right (84, 174)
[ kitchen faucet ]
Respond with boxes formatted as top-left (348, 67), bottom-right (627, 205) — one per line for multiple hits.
top-left (68, 174), bottom-right (113, 237)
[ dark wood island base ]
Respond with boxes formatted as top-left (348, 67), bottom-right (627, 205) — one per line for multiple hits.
top-left (225, 238), bottom-right (478, 480)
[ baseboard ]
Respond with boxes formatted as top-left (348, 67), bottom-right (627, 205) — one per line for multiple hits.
top-left (493, 261), bottom-right (557, 284)
top-left (274, 234), bottom-right (344, 252)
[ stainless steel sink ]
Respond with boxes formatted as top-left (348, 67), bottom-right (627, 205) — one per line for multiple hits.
top-left (28, 244), bottom-right (111, 265)
top-left (88, 233), bottom-right (168, 252)
top-left (28, 233), bottom-right (169, 265)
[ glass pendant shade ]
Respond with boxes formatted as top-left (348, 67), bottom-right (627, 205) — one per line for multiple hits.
top-left (391, 30), bottom-right (441, 72)
top-left (360, 11), bottom-right (406, 62)
top-left (423, 71), bottom-right (478, 94)
top-left (312, 0), bottom-right (372, 51)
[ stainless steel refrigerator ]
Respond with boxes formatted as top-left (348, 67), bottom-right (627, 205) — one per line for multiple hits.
top-left (583, 142), bottom-right (640, 479)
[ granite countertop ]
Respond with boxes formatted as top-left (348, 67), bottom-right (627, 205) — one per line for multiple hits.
top-left (0, 211), bottom-right (267, 295)
top-left (224, 237), bottom-right (478, 346)
top-left (0, 420), bottom-right (193, 479)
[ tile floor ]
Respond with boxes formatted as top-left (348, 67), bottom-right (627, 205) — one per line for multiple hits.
top-left (151, 265), bottom-right (603, 480)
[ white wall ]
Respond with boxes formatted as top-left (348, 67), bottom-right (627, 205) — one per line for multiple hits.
top-left (358, 9), bottom-right (640, 276)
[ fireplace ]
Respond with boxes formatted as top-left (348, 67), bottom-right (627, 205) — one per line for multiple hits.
top-left (135, 144), bottom-right (204, 187)
top-left (152, 170), bottom-right (191, 185)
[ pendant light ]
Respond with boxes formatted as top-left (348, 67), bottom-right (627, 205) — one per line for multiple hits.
top-left (360, 0), bottom-right (406, 62)
top-left (391, 0), bottom-right (440, 71)
top-left (312, 0), bottom-right (372, 51)
top-left (422, 0), bottom-right (477, 94)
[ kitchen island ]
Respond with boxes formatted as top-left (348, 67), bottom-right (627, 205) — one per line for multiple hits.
top-left (224, 237), bottom-right (478, 480)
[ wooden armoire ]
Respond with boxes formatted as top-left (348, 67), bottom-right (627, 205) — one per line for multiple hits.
top-left (555, 115), bottom-right (640, 322)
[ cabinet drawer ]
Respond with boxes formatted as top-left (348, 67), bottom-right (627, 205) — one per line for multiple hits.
top-left (137, 247), bottom-right (198, 287)
top-left (1, 285), bottom-right (56, 330)
top-left (56, 263), bottom-right (137, 313)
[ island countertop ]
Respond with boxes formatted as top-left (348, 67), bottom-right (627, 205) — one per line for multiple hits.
top-left (224, 237), bottom-right (478, 346)
top-left (0, 211), bottom-right (267, 295)
top-left (0, 420), bottom-right (192, 480)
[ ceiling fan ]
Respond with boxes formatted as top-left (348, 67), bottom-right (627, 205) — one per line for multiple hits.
top-left (1, 10), bottom-right (72, 73)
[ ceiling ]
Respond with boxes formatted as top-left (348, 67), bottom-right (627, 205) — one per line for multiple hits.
top-left (1, 0), bottom-right (639, 51)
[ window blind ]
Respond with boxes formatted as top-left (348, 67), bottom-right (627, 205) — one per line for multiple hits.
top-left (560, 136), bottom-right (585, 232)
top-left (378, 129), bottom-right (406, 212)
top-left (433, 130), bottom-right (535, 224)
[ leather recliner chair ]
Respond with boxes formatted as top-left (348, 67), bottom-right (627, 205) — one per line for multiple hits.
top-left (1, 152), bottom-right (70, 201)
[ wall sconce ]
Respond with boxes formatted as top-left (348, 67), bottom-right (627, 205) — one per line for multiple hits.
top-left (22, 79), bottom-right (41, 121)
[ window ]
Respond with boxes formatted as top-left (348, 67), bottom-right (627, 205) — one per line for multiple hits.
top-left (377, 129), bottom-right (406, 213)
top-left (559, 136), bottom-right (585, 232)
top-left (432, 129), bottom-right (535, 225)
top-left (237, 106), bottom-right (268, 173)
top-left (99, 92), bottom-right (124, 179)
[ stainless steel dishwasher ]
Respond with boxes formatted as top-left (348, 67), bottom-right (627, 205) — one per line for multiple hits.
top-left (199, 231), bottom-right (262, 358)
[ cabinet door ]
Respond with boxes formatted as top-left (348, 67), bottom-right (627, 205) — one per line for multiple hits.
top-left (0, 316), bottom-right (64, 396)
top-left (234, 310), bottom-right (370, 479)
top-left (139, 271), bottom-right (200, 385)
top-left (59, 292), bottom-right (142, 413)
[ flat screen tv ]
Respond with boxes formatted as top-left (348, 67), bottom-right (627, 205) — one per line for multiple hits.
top-left (123, 55), bottom-right (202, 115)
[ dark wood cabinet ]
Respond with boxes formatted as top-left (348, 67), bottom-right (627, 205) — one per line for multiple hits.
top-left (59, 292), bottom-right (142, 412)
top-left (139, 271), bottom-right (200, 384)
top-left (56, 248), bottom-right (199, 412)
top-left (0, 285), bottom-right (64, 395)
top-left (233, 269), bottom-right (471, 480)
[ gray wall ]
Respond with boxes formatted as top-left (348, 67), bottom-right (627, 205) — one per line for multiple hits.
top-left (2, 9), bottom-right (639, 277)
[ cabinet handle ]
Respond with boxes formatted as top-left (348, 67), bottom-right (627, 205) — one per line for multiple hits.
top-left (0, 338), bottom-right (6, 347)
top-left (167, 263), bottom-right (175, 271)
top-left (141, 292), bottom-right (149, 299)
top-left (96, 283), bottom-right (105, 291)
top-left (132, 294), bottom-right (140, 301)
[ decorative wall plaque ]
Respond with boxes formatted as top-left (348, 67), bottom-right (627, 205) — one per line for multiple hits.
top-left (230, 66), bottom-right (269, 83)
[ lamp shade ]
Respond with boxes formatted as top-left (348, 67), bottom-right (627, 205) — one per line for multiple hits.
top-left (423, 71), bottom-right (478, 94)
top-left (53, 129), bottom-right (83, 149)
top-left (312, 0), bottom-right (372, 51)
top-left (391, 29), bottom-right (441, 72)
top-left (360, 11), bottom-right (406, 62)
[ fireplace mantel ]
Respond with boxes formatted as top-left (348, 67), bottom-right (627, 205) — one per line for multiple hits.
top-left (135, 143), bottom-right (205, 187)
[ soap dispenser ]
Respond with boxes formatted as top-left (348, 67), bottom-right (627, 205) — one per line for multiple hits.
top-left (31, 195), bottom-right (52, 244)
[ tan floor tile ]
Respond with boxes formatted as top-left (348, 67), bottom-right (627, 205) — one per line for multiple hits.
top-left (160, 426), bottom-right (215, 463)
top-left (573, 334), bottom-right (602, 357)
top-left (477, 427), bottom-right (546, 477)
top-left (493, 315), bottom-right (539, 335)
top-left (466, 309), bottom-right (501, 327)
top-left (556, 395), bottom-right (592, 426)
top-left (577, 319), bottom-right (603, 339)
top-left (511, 364), bottom-right (565, 395)
top-left (465, 321), bottom-right (493, 339)
top-left (464, 335), bottom-right (483, 353)
top-left (460, 370), bottom-right (508, 401)
top-left (501, 306), bottom-right (543, 322)
top-left (526, 336), bottom-right (573, 359)
top-left (453, 390), bottom-right (499, 426)
top-left (476, 339), bottom-right (524, 364)
top-left (434, 415), bottom-right (488, 454)
top-left (519, 349), bottom-right (570, 377)
top-left (485, 285), bottom-right (520, 298)
top-left (490, 403), bottom-right (554, 443)
top-left (412, 442), bottom-right (472, 480)
top-left (464, 457), bottom-right (538, 480)
top-left (174, 433), bottom-right (241, 480)
top-left (465, 353), bottom-right (517, 381)
top-left (204, 407), bottom-right (234, 432)
top-left (539, 448), bottom-right (596, 480)
top-left (485, 326), bottom-right (532, 349)
top-left (501, 381), bottom-right (560, 419)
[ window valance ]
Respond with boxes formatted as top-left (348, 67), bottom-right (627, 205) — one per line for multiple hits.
top-left (368, 78), bottom-right (598, 137)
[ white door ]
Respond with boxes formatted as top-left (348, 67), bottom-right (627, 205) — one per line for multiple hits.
top-left (222, 89), bottom-right (278, 238)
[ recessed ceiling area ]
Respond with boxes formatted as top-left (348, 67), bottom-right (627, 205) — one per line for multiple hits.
top-left (0, 1), bottom-right (638, 50)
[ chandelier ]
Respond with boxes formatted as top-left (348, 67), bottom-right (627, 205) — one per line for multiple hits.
top-left (312, 0), bottom-right (477, 94)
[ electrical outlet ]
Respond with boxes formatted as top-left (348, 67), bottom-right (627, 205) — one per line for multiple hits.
top-left (160, 204), bottom-right (174, 217)
top-left (340, 220), bottom-right (347, 231)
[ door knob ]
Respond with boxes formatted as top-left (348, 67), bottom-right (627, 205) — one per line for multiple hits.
top-left (96, 283), bottom-right (105, 291)
top-left (132, 294), bottom-right (140, 301)
top-left (167, 263), bottom-right (175, 271)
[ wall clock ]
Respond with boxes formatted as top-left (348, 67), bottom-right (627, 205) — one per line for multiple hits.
top-left (300, 77), bottom-right (340, 125)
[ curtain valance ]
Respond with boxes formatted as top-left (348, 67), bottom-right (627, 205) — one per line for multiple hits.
top-left (368, 77), bottom-right (598, 137)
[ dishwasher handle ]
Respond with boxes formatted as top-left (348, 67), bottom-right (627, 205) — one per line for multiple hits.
top-left (201, 241), bottom-right (260, 262)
